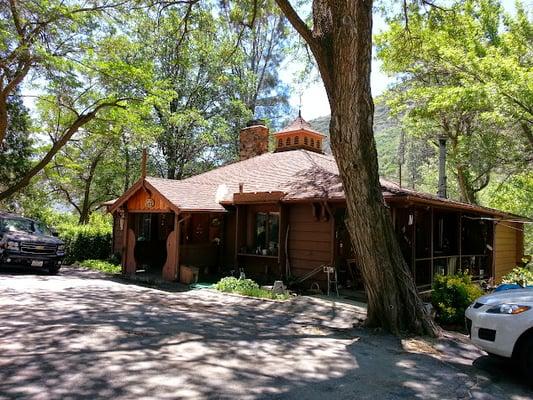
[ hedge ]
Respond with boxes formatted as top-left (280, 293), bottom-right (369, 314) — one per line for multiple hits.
top-left (54, 214), bottom-right (113, 264)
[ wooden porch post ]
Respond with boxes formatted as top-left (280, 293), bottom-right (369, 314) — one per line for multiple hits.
top-left (121, 210), bottom-right (128, 274)
top-left (162, 212), bottom-right (180, 281)
top-left (124, 212), bottom-right (137, 275)
top-left (458, 213), bottom-right (462, 270)
top-left (279, 203), bottom-right (288, 279)
top-left (430, 207), bottom-right (434, 279)
top-left (234, 206), bottom-right (240, 268)
top-left (411, 207), bottom-right (416, 284)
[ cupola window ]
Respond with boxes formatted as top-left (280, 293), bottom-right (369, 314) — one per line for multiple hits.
top-left (273, 114), bottom-right (325, 154)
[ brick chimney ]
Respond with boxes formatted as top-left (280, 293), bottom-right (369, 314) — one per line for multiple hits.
top-left (239, 119), bottom-right (269, 161)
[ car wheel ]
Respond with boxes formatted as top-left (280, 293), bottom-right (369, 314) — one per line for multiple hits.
top-left (48, 264), bottom-right (61, 275)
top-left (518, 334), bottom-right (533, 382)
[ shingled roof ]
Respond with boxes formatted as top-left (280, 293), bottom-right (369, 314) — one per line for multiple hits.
top-left (109, 149), bottom-right (526, 220)
top-left (274, 115), bottom-right (325, 136)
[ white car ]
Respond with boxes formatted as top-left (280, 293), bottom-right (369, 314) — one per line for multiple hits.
top-left (465, 288), bottom-right (533, 379)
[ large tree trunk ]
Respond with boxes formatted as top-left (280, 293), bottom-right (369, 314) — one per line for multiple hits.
top-left (276, 0), bottom-right (438, 335)
top-left (78, 157), bottom-right (99, 224)
top-left (455, 165), bottom-right (477, 204)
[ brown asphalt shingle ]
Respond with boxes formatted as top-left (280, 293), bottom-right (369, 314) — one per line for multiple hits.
top-left (132, 150), bottom-right (525, 219)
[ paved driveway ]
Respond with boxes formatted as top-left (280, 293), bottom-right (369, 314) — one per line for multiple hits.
top-left (0, 267), bottom-right (530, 400)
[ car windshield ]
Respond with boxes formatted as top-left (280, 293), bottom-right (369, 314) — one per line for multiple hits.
top-left (0, 217), bottom-right (52, 236)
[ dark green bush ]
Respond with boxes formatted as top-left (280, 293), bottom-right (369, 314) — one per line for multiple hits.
top-left (432, 272), bottom-right (484, 325)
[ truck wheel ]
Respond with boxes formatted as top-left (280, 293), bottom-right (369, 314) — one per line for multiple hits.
top-left (48, 264), bottom-right (61, 275)
top-left (518, 334), bottom-right (533, 382)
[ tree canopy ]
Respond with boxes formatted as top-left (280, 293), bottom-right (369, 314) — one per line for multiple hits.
top-left (376, 0), bottom-right (532, 204)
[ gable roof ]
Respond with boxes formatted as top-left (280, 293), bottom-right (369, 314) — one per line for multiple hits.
top-left (108, 149), bottom-right (527, 220)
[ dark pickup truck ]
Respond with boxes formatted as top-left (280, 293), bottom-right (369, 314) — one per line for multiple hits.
top-left (0, 212), bottom-right (65, 274)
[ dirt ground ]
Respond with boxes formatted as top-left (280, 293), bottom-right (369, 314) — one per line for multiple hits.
top-left (0, 266), bottom-right (531, 400)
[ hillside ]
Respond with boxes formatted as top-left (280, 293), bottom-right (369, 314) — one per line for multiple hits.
top-left (309, 102), bottom-right (402, 180)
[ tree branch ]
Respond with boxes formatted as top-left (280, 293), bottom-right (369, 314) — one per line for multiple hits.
top-left (274, 0), bottom-right (317, 49)
top-left (0, 99), bottom-right (128, 201)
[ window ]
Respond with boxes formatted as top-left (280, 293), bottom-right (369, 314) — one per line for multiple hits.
top-left (310, 138), bottom-right (315, 147)
top-left (286, 137), bottom-right (291, 146)
top-left (304, 136), bottom-right (308, 145)
top-left (294, 136), bottom-right (300, 144)
top-left (316, 140), bottom-right (321, 148)
top-left (278, 138), bottom-right (283, 147)
top-left (0, 217), bottom-right (51, 236)
top-left (254, 212), bottom-right (279, 255)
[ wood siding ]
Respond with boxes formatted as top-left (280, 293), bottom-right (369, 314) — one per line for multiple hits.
top-left (287, 204), bottom-right (332, 286)
top-left (127, 188), bottom-right (171, 212)
top-left (494, 222), bottom-right (523, 282)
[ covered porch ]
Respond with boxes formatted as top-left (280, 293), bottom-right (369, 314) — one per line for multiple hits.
top-left (109, 178), bottom-right (226, 283)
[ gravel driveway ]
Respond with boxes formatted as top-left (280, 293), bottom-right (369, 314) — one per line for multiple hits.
top-left (0, 266), bottom-right (530, 400)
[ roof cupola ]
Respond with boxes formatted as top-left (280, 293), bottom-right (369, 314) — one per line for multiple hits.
top-left (273, 113), bottom-right (325, 154)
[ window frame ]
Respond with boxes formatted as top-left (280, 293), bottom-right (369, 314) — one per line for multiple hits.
top-left (253, 211), bottom-right (280, 255)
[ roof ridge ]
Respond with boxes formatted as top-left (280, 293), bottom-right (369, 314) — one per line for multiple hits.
top-left (180, 151), bottom-right (275, 183)
top-left (147, 176), bottom-right (221, 186)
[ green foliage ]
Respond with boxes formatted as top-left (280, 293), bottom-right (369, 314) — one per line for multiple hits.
top-left (214, 276), bottom-right (289, 300)
top-left (480, 172), bottom-right (533, 255)
top-left (50, 213), bottom-right (113, 264)
top-left (215, 276), bottom-right (260, 292)
top-left (310, 101), bottom-right (417, 182)
top-left (376, 0), bottom-right (532, 204)
top-left (104, 0), bottom-right (295, 180)
top-left (43, 107), bottom-right (128, 223)
top-left (502, 261), bottom-right (533, 286)
top-left (432, 272), bottom-right (484, 325)
top-left (79, 259), bottom-right (121, 274)
top-left (0, 93), bottom-right (33, 189)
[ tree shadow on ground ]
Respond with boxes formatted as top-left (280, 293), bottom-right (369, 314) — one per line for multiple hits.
top-left (0, 268), bottom-right (530, 399)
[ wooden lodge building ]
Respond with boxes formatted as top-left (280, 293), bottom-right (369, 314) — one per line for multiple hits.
top-left (107, 116), bottom-right (527, 291)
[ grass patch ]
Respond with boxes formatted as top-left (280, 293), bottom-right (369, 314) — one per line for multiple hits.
top-left (214, 277), bottom-right (289, 300)
top-left (79, 259), bottom-right (121, 274)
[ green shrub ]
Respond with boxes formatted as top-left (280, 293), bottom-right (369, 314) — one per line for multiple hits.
top-left (502, 260), bottom-right (533, 287)
top-left (214, 277), bottom-right (289, 300)
top-left (79, 259), bottom-right (121, 274)
top-left (214, 276), bottom-right (260, 292)
top-left (432, 272), bottom-right (484, 325)
top-left (11, 210), bottom-right (113, 264)
top-left (54, 214), bottom-right (112, 264)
